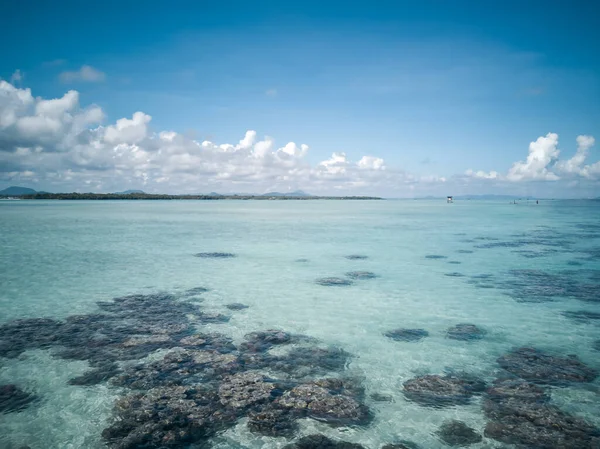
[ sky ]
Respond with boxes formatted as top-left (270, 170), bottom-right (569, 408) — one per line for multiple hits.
top-left (1, 0), bottom-right (599, 197)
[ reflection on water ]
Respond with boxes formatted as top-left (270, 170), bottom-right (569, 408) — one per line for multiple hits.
top-left (1, 199), bottom-right (599, 448)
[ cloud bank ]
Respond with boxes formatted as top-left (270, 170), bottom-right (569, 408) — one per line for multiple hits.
top-left (466, 133), bottom-right (599, 183)
top-left (0, 81), bottom-right (403, 194)
top-left (0, 80), bottom-right (598, 196)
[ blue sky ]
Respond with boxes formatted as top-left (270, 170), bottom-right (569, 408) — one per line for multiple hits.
top-left (1, 0), bottom-right (599, 196)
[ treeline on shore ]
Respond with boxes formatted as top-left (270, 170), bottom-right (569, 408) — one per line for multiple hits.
top-left (11, 193), bottom-right (382, 201)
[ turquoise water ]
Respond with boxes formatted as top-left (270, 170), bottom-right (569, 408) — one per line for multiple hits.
top-left (1, 199), bottom-right (599, 448)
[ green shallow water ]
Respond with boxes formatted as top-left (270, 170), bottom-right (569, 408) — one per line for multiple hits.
top-left (1, 199), bottom-right (599, 448)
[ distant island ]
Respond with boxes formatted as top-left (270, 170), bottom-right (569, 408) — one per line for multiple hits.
top-left (0, 186), bottom-right (381, 201)
top-left (0, 186), bottom-right (39, 196)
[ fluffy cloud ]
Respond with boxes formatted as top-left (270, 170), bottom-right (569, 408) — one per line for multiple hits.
top-left (554, 135), bottom-right (598, 178)
top-left (59, 65), bottom-right (106, 83)
top-left (464, 169), bottom-right (499, 180)
top-left (357, 156), bottom-right (385, 170)
top-left (506, 133), bottom-right (560, 181)
top-left (318, 152), bottom-right (350, 175)
top-left (104, 112), bottom-right (151, 144)
top-left (467, 133), bottom-right (598, 183)
top-left (2, 81), bottom-right (597, 196)
top-left (0, 82), bottom-right (392, 194)
top-left (0, 81), bottom-right (104, 149)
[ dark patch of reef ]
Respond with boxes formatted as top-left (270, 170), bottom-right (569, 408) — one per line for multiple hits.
top-left (2, 270), bottom-right (600, 447)
top-left (316, 277), bottom-right (353, 286)
top-left (403, 374), bottom-right (486, 407)
top-left (0, 289), bottom-right (370, 448)
top-left (0, 385), bottom-right (37, 414)
top-left (194, 252), bottom-right (236, 258)
top-left (436, 420), bottom-right (482, 446)
top-left (483, 378), bottom-right (600, 448)
top-left (446, 323), bottom-right (486, 341)
top-left (384, 329), bottom-right (428, 342)
top-left (496, 347), bottom-right (597, 385)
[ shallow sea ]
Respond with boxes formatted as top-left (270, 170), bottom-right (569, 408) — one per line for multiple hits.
top-left (1, 199), bottom-right (599, 448)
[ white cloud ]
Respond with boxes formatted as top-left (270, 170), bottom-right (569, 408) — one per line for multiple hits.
top-left (265, 88), bottom-right (278, 97)
top-left (357, 156), bottom-right (385, 170)
top-left (318, 152), bottom-right (349, 175)
top-left (1, 81), bottom-right (597, 196)
top-left (506, 133), bottom-right (560, 181)
top-left (467, 133), bottom-right (599, 184)
top-left (465, 169), bottom-right (499, 180)
top-left (0, 82), bottom-right (394, 194)
top-left (59, 65), bottom-right (106, 83)
top-left (10, 70), bottom-right (23, 84)
top-left (104, 112), bottom-right (151, 144)
top-left (0, 82), bottom-right (104, 149)
top-left (555, 135), bottom-right (597, 178)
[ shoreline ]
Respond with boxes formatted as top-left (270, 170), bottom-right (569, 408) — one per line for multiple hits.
top-left (4, 193), bottom-right (383, 201)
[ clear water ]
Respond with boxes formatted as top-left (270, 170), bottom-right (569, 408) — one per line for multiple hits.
top-left (1, 199), bottom-right (599, 448)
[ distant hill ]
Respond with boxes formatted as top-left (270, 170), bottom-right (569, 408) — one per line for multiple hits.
top-left (454, 194), bottom-right (536, 200)
top-left (262, 190), bottom-right (311, 197)
top-left (0, 186), bottom-right (37, 196)
top-left (113, 189), bottom-right (146, 194)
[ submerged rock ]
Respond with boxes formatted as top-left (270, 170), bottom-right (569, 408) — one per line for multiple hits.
top-left (502, 268), bottom-right (600, 303)
top-left (370, 392), bottom-right (394, 402)
top-left (247, 408), bottom-right (297, 437)
top-left (218, 372), bottom-right (276, 409)
top-left (403, 374), bottom-right (485, 407)
top-left (0, 385), bottom-right (37, 413)
top-left (446, 323), bottom-right (486, 341)
top-left (483, 378), bottom-right (600, 448)
top-left (182, 286), bottom-right (209, 296)
top-left (113, 349), bottom-right (239, 390)
top-left (425, 255), bottom-right (447, 259)
top-left (561, 310), bottom-right (600, 322)
top-left (316, 277), bottom-right (353, 286)
top-left (194, 252), bottom-right (236, 258)
top-left (225, 303), bottom-right (249, 310)
top-left (276, 382), bottom-right (370, 425)
top-left (497, 347), bottom-right (598, 385)
top-left (436, 420), bottom-right (482, 447)
top-left (444, 272), bottom-right (465, 277)
top-left (384, 328), bottom-right (429, 342)
top-left (346, 271), bottom-right (377, 280)
top-left (241, 329), bottom-right (294, 352)
top-left (0, 318), bottom-right (64, 358)
top-left (272, 346), bottom-right (352, 376)
top-left (102, 385), bottom-right (237, 448)
top-left (485, 378), bottom-right (549, 403)
top-left (345, 255), bottom-right (368, 260)
top-left (284, 434), bottom-right (366, 449)
top-left (456, 250), bottom-right (474, 254)
top-left (69, 363), bottom-right (121, 386)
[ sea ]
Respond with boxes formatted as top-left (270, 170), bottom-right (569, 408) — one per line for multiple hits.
top-left (0, 199), bottom-right (599, 448)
